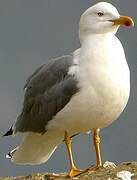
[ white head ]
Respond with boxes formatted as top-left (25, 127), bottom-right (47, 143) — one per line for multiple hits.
top-left (79, 2), bottom-right (134, 42)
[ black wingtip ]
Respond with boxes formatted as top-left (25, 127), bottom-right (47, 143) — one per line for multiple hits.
top-left (6, 147), bottom-right (18, 159)
top-left (3, 126), bottom-right (13, 137)
top-left (6, 151), bottom-right (12, 159)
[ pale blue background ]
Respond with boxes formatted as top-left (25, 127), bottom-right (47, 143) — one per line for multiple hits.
top-left (0, 0), bottom-right (137, 177)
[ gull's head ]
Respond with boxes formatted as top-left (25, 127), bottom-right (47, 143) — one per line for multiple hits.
top-left (79, 2), bottom-right (134, 41)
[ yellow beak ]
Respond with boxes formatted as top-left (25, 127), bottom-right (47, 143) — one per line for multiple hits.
top-left (111, 16), bottom-right (134, 27)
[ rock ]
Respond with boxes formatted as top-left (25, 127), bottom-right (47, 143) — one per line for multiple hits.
top-left (1, 162), bottom-right (137, 180)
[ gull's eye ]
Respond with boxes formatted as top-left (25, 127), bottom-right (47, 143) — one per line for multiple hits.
top-left (97, 12), bottom-right (104, 17)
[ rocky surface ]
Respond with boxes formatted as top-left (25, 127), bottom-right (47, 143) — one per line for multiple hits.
top-left (1, 162), bottom-right (137, 180)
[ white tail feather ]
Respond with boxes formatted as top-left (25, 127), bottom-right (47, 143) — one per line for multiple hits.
top-left (11, 131), bottom-right (63, 165)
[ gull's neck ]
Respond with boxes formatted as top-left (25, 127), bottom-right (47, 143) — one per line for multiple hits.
top-left (80, 33), bottom-right (114, 45)
top-left (79, 33), bottom-right (115, 61)
top-left (78, 32), bottom-right (126, 69)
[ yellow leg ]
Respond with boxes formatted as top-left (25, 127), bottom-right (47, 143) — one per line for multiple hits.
top-left (64, 131), bottom-right (83, 177)
top-left (93, 128), bottom-right (102, 167)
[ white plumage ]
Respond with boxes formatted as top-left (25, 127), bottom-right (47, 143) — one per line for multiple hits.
top-left (9, 2), bottom-right (133, 165)
top-left (48, 34), bottom-right (130, 135)
top-left (12, 131), bottom-right (63, 164)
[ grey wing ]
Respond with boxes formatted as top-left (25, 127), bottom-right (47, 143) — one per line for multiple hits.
top-left (23, 64), bottom-right (45, 90)
top-left (14, 55), bottom-right (79, 134)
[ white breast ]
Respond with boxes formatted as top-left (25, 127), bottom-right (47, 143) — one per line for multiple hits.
top-left (47, 35), bottom-right (130, 136)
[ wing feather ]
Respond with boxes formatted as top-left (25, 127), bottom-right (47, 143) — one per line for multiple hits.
top-left (14, 55), bottom-right (79, 134)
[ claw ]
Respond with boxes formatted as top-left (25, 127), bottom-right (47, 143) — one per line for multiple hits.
top-left (68, 167), bottom-right (84, 177)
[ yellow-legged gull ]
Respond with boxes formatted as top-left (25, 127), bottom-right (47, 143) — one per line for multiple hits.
top-left (4, 2), bottom-right (134, 177)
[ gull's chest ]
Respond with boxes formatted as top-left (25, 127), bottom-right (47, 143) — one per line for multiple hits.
top-left (74, 37), bottom-right (130, 127)
top-left (78, 61), bottom-right (130, 114)
top-left (47, 36), bottom-right (130, 134)
top-left (78, 35), bottom-right (130, 95)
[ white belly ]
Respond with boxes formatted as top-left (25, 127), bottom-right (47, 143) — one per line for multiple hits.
top-left (47, 68), bottom-right (130, 135)
top-left (47, 36), bottom-right (130, 135)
